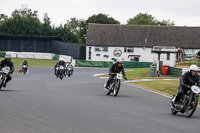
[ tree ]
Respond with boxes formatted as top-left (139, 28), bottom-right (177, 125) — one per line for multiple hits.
top-left (79, 13), bottom-right (120, 45)
top-left (66, 18), bottom-right (79, 33)
top-left (54, 24), bottom-right (79, 43)
top-left (0, 6), bottom-right (42, 36)
top-left (42, 13), bottom-right (53, 36)
top-left (127, 13), bottom-right (175, 26)
top-left (157, 19), bottom-right (175, 26)
top-left (86, 13), bottom-right (120, 24)
top-left (0, 14), bottom-right (8, 23)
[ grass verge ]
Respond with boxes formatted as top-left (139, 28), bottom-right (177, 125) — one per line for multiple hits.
top-left (0, 58), bottom-right (57, 67)
top-left (132, 80), bottom-right (179, 96)
top-left (99, 68), bottom-right (178, 79)
top-left (98, 68), bottom-right (200, 102)
top-left (131, 80), bottom-right (200, 103)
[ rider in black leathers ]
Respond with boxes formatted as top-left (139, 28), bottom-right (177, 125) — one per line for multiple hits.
top-left (22, 60), bottom-right (28, 66)
top-left (105, 59), bottom-right (127, 90)
top-left (0, 54), bottom-right (14, 87)
top-left (54, 58), bottom-right (66, 75)
top-left (174, 65), bottom-right (200, 103)
top-left (21, 60), bottom-right (28, 73)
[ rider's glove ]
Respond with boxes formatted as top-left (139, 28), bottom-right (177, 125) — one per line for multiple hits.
top-left (124, 77), bottom-right (127, 80)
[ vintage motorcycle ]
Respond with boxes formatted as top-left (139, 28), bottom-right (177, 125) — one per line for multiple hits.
top-left (170, 85), bottom-right (200, 118)
top-left (0, 67), bottom-right (10, 90)
top-left (105, 73), bottom-right (122, 97)
top-left (22, 65), bottom-right (28, 74)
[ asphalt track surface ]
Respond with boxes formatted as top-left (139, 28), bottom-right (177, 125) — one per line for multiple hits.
top-left (0, 67), bottom-right (200, 133)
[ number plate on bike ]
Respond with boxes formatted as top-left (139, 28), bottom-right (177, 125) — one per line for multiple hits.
top-left (60, 66), bottom-right (64, 69)
top-left (116, 74), bottom-right (122, 79)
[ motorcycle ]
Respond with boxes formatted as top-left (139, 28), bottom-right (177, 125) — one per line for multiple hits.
top-left (170, 85), bottom-right (200, 118)
top-left (66, 66), bottom-right (73, 77)
top-left (57, 65), bottom-right (65, 80)
top-left (55, 66), bottom-right (59, 78)
top-left (0, 67), bottom-right (10, 90)
top-left (105, 73), bottom-right (122, 97)
top-left (22, 65), bottom-right (28, 74)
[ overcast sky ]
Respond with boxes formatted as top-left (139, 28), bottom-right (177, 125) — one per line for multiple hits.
top-left (0, 0), bottom-right (200, 26)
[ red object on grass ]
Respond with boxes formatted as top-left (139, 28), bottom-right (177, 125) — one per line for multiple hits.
top-left (19, 69), bottom-right (22, 73)
top-left (162, 65), bottom-right (169, 75)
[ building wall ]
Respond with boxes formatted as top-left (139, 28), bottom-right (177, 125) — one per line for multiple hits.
top-left (86, 46), bottom-right (176, 66)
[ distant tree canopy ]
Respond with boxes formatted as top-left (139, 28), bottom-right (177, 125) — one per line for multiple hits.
top-left (0, 6), bottom-right (175, 45)
top-left (0, 6), bottom-right (79, 43)
top-left (79, 13), bottom-right (120, 45)
top-left (127, 13), bottom-right (175, 26)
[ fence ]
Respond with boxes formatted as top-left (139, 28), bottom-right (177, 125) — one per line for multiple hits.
top-left (0, 35), bottom-right (86, 60)
top-left (76, 60), bottom-right (153, 68)
top-left (168, 67), bottom-right (182, 77)
top-left (123, 62), bottom-right (152, 68)
top-left (75, 60), bottom-right (113, 68)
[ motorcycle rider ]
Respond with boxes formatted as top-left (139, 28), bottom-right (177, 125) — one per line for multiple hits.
top-left (173, 65), bottom-right (200, 104)
top-left (21, 60), bottom-right (28, 73)
top-left (22, 60), bottom-right (28, 66)
top-left (66, 61), bottom-right (74, 75)
top-left (54, 58), bottom-right (66, 75)
top-left (104, 59), bottom-right (127, 91)
top-left (0, 54), bottom-right (14, 88)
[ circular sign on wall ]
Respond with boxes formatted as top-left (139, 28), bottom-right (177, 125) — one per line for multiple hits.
top-left (113, 48), bottom-right (122, 57)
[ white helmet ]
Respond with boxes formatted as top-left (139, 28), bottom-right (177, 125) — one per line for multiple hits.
top-left (59, 58), bottom-right (64, 61)
top-left (116, 59), bottom-right (123, 63)
top-left (189, 65), bottom-right (198, 72)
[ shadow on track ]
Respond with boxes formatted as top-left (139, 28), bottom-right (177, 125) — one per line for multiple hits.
top-left (0, 89), bottom-right (22, 92)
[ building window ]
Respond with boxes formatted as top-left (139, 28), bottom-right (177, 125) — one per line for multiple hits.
top-left (95, 46), bottom-right (108, 52)
top-left (167, 53), bottom-right (170, 60)
top-left (124, 47), bottom-right (134, 53)
top-left (102, 46), bottom-right (108, 52)
top-left (95, 47), bottom-right (101, 52)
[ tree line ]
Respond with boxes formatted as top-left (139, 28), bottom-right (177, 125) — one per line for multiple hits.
top-left (0, 6), bottom-right (175, 45)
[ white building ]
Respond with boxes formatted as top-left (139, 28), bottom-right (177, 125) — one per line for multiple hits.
top-left (86, 46), bottom-right (176, 66)
top-left (86, 24), bottom-right (200, 67)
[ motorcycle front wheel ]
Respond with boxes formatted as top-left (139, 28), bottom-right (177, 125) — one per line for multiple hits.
top-left (0, 74), bottom-right (6, 90)
top-left (186, 95), bottom-right (198, 118)
top-left (113, 80), bottom-right (121, 97)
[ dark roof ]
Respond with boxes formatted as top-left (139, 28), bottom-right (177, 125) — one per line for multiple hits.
top-left (0, 35), bottom-right (63, 42)
top-left (86, 23), bottom-right (200, 49)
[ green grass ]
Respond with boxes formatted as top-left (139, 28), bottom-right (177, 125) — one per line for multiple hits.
top-left (133, 80), bottom-right (179, 96)
top-left (99, 68), bottom-right (178, 79)
top-left (0, 58), bottom-right (58, 67)
top-left (132, 80), bottom-right (200, 102)
top-left (184, 58), bottom-right (199, 66)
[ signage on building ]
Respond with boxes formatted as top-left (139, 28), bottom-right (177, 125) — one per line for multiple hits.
top-left (113, 48), bottom-right (122, 57)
